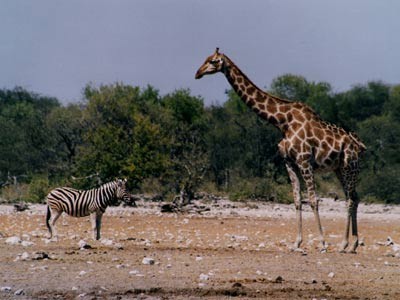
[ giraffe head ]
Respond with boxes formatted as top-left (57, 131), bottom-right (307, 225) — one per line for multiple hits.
top-left (195, 48), bottom-right (226, 79)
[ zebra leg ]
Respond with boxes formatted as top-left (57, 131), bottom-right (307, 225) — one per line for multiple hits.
top-left (90, 212), bottom-right (103, 240)
top-left (90, 212), bottom-right (97, 240)
top-left (49, 209), bottom-right (62, 241)
top-left (96, 213), bottom-right (103, 240)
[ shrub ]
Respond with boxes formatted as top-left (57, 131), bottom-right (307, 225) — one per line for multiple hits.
top-left (25, 176), bottom-right (50, 203)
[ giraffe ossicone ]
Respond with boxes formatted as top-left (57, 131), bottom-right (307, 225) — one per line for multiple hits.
top-left (195, 48), bottom-right (366, 253)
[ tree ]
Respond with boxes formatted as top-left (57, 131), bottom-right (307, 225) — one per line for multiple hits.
top-left (0, 88), bottom-right (60, 181)
top-left (335, 81), bottom-right (390, 129)
top-left (269, 74), bottom-right (336, 122)
top-left (161, 89), bottom-right (209, 204)
top-left (75, 83), bottom-right (168, 188)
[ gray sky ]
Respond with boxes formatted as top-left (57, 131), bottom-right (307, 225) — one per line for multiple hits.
top-left (1, 0), bottom-right (400, 105)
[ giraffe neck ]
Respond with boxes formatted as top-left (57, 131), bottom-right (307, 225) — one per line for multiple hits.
top-left (222, 55), bottom-right (291, 133)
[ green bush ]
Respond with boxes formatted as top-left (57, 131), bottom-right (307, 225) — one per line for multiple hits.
top-left (228, 177), bottom-right (292, 203)
top-left (25, 176), bottom-right (50, 203)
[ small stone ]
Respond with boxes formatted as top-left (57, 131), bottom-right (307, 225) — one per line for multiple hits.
top-left (14, 289), bottom-right (24, 296)
top-left (142, 257), bottom-right (155, 265)
top-left (21, 252), bottom-right (30, 261)
top-left (78, 240), bottom-right (91, 250)
top-left (114, 243), bottom-right (123, 250)
top-left (199, 273), bottom-right (209, 281)
top-left (21, 241), bottom-right (34, 247)
top-left (32, 252), bottom-right (49, 260)
top-left (0, 286), bottom-right (12, 292)
top-left (101, 239), bottom-right (113, 246)
top-left (79, 270), bottom-right (87, 276)
top-left (272, 275), bottom-right (284, 283)
top-left (328, 272), bottom-right (335, 278)
top-left (195, 256), bottom-right (203, 261)
top-left (5, 236), bottom-right (21, 245)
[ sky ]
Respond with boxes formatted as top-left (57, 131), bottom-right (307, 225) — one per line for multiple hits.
top-left (1, 0), bottom-right (400, 105)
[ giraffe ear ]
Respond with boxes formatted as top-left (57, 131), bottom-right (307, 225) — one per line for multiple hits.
top-left (215, 47), bottom-right (220, 54)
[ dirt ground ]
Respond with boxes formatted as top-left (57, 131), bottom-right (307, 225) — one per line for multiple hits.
top-left (1, 198), bottom-right (400, 300)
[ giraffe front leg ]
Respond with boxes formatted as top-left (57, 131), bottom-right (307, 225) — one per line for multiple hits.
top-left (302, 166), bottom-right (327, 252)
top-left (339, 203), bottom-right (351, 253)
top-left (285, 163), bottom-right (303, 249)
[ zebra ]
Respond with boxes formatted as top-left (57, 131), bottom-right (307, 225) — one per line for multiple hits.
top-left (46, 178), bottom-right (129, 240)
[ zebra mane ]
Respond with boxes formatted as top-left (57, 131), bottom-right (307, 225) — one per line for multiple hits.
top-left (97, 179), bottom-right (126, 191)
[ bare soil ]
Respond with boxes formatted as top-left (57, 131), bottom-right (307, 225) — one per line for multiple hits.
top-left (1, 198), bottom-right (400, 299)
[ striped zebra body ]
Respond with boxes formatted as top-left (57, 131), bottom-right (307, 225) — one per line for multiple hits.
top-left (46, 179), bottom-right (129, 240)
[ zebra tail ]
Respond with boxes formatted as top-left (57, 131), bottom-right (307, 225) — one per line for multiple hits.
top-left (46, 205), bottom-right (52, 234)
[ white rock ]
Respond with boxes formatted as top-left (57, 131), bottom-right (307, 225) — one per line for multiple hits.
top-left (14, 289), bottom-right (24, 296)
top-left (5, 236), bottom-right (21, 245)
top-left (199, 273), bottom-right (209, 281)
top-left (129, 269), bottom-right (139, 275)
top-left (78, 240), bottom-right (91, 250)
top-left (142, 257), bottom-right (155, 265)
top-left (195, 256), bottom-right (203, 261)
top-left (78, 270), bottom-right (87, 276)
top-left (0, 286), bottom-right (12, 292)
top-left (71, 286), bottom-right (78, 291)
top-left (328, 272), bottom-right (335, 278)
top-left (231, 235), bottom-right (248, 241)
top-left (101, 239), bottom-right (114, 246)
top-left (114, 243), bottom-right (123, 250)
top-left (21, 241), bottom-right (34, 247)
top-left (21, 252), bottom-right (30, 261)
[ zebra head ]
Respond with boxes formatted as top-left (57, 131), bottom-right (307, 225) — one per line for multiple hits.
top-left (115, 178), bottom-right (130, 204)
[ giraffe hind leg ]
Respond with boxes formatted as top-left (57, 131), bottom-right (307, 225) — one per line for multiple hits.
top-left (337, 165), bottom-right (360, 253)
top-left (348, 190), bottom-right (360, 253)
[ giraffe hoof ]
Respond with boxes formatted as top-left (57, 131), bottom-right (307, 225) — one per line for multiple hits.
top-left (290, 247), bottom-right (307, 255)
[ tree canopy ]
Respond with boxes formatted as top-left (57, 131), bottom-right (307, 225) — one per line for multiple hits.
top-left (1, 77), bottom-right (399, 204)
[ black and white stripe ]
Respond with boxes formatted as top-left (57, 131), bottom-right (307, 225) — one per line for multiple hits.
top-left (46, 179), bottom-right (129, 240)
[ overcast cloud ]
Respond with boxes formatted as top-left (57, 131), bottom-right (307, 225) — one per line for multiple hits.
top-left (1, 0), bottom-right (400, 105)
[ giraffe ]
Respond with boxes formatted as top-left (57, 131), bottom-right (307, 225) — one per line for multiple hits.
top-left (195, 48), bottom-right (366, 253)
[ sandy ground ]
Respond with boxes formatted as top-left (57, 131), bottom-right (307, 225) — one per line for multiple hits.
top-left (1, 198), bottom-right (400, 299)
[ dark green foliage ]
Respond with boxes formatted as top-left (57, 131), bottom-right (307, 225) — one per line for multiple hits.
top-left (0, 76), bottom-right (399, 204)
